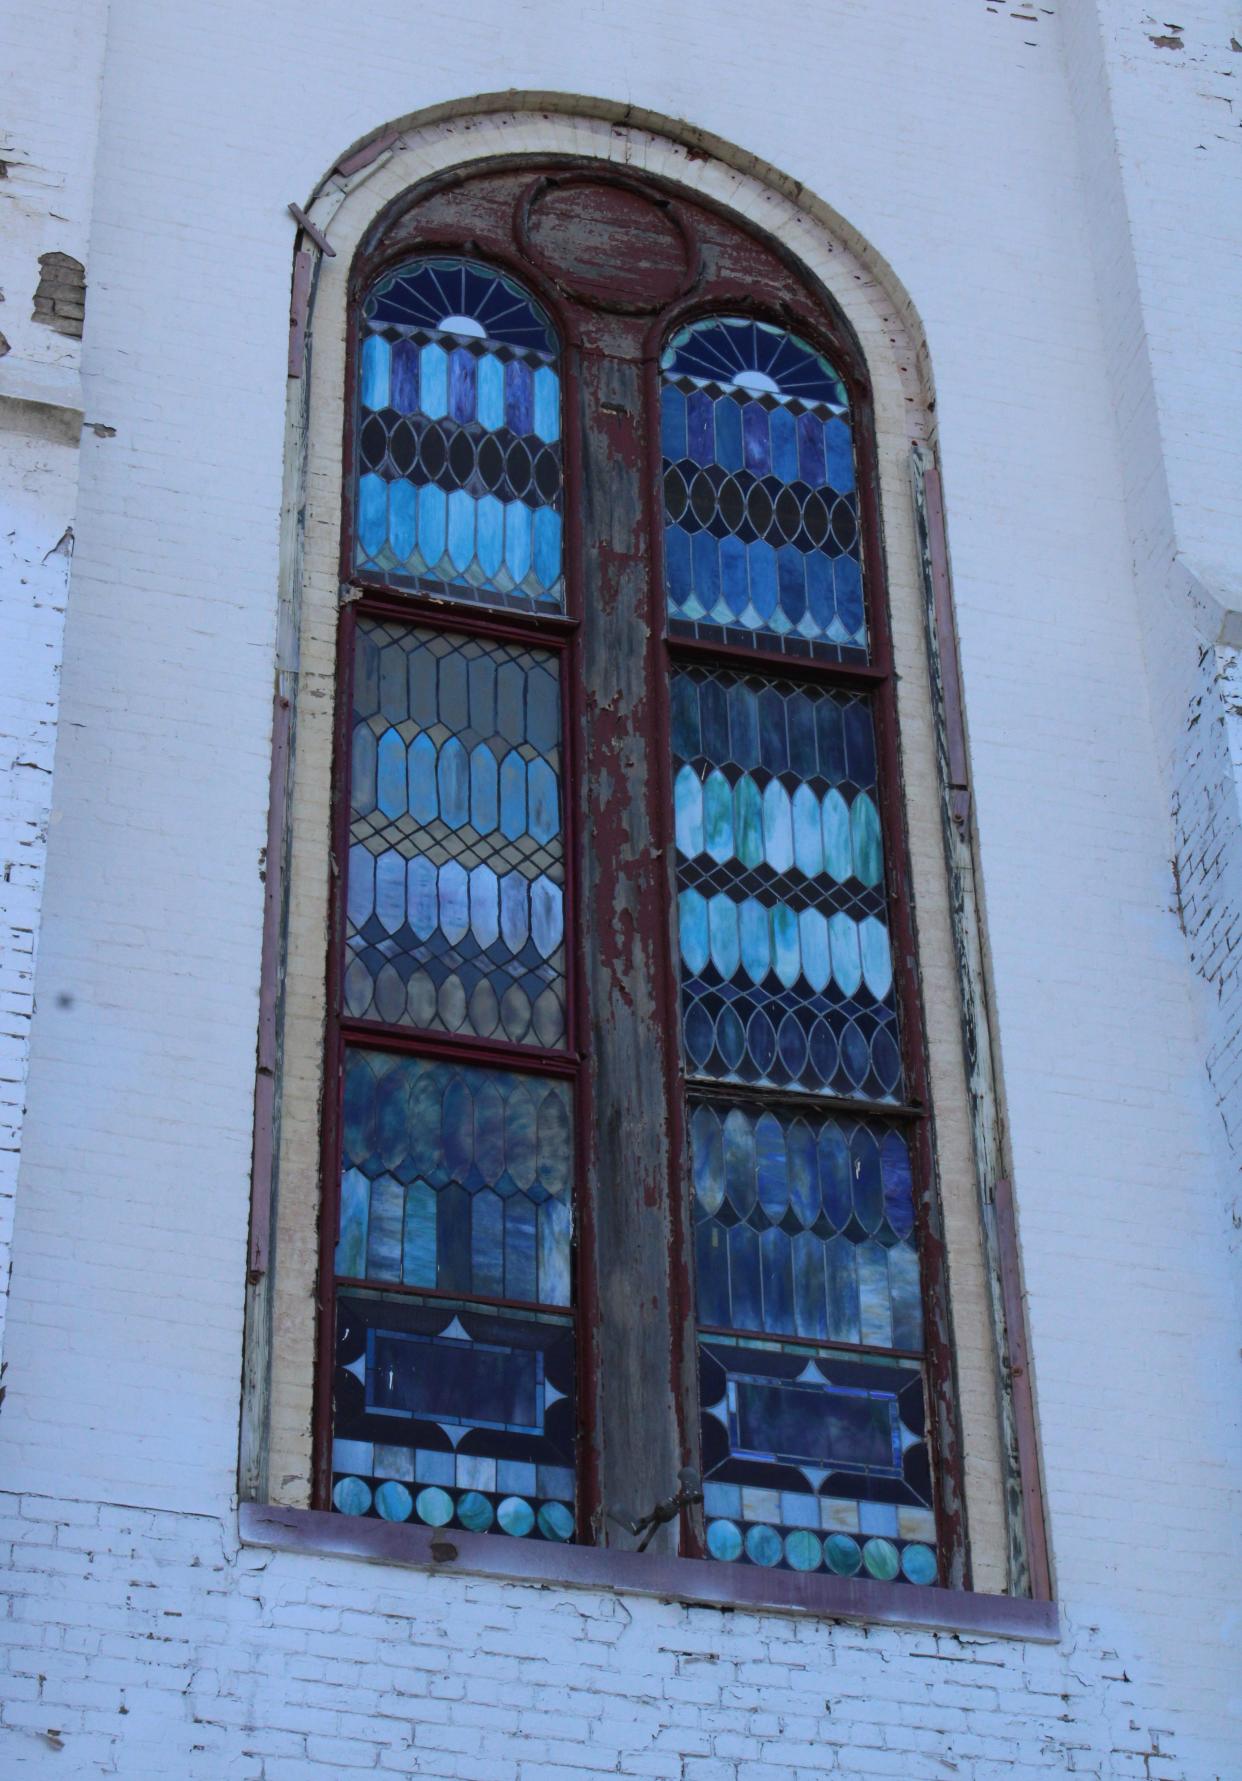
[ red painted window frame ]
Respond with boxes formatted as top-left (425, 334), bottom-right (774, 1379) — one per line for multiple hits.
top-left (311, 162), bottom-right (970, 1590)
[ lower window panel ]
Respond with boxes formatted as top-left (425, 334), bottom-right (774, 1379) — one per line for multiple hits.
top-left (331, 1290), bottom-right (576, 1541)
top-left (698, 1333), bottom-right (937, 1583)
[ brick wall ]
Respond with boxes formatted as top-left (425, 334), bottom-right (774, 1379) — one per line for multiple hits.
top-left (0, 1489), bottom-right (1209, 1779)
top-left (0, 0), bottom-right (109, 1359)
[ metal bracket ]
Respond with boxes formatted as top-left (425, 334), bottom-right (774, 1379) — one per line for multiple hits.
top-left (608, 1468), bottom-right (703, 1552)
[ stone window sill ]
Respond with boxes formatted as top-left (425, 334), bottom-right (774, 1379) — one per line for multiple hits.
top-left (238, 1503), bottom-right (1059, 1643)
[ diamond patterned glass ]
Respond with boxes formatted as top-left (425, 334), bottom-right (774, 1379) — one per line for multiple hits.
top-left (672, 665), bottom-right (901, 1101)
top-left (337, 1048), bottom-right (573, 1307)
top-left (355, 257), bottom-right (564, 612)
top-left (332, 1291), bottom-right (575, 1541)
top-left (661, 316), bottom-right (865, 661)
top-left (690, 1100), bottom-right (922, 1352)
top-left (346, 617), bottom-right (566, 1050)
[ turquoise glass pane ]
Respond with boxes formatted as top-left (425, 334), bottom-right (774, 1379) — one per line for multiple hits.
top-left (361, 334), bottom-right (390, 411)
top-left (661, 314), bottom-right (865, 660)
top-left (672, 666), bottom-right (902, 1101)
top-left (355, 256), bottom-right (563, 612)
top-left (358, 473), bottom-right (387, 559)
top-left (345, 619), bottom-right (566, 1049)
top-left (389, 480), bottom-right (416, 562)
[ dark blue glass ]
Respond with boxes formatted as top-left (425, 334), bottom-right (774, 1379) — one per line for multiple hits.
top-left (333, 1293), bottom-right (576, 1544)
top-left (661, 315), bottom-right (865, 659)
top-left (715, 397), bottom-right (744, 471)
top-left (687, 389), bottom-right (715, 464)
top-left (662, 385), bottom-right (687, 460)
top-left (505, 358), bottom-right (533, 435)
top-left (664, 524), bottom-right (692, 607)
top-left (742, 403), bottom-right (771, 475)
top-left (843, 697), bottom-right (877, 789)
top-left (696, 1222), bottom-right (731, 1327)
top-left (759, 1227), bottom-right (795, 1333)
top-left (337, 1049), bottom-right (574, 1308)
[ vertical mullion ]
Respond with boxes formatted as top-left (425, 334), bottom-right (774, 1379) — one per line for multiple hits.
top-left (576, 340), bottom-right (684, 1552)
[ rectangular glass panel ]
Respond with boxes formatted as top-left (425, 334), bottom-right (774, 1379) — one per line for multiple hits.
top-left (699, 1333), bottom-right (935, 1585)
top-left (671, 665), bottom-right (901, 1100)
top-left (346, 619), bottom-right (567, 1049)
top-left (689, 1100), bottom-right (922, 1352)
top-left (337, 1048), bottom-right (573, 1308)
top-left (332, 1291), bottom-right (575, 1543)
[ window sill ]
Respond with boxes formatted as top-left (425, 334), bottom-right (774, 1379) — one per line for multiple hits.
top-left (238, 1503), bottom-right (1059, 1643)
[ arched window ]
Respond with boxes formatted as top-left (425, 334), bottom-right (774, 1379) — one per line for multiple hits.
top-left (310, 163), bottom-right (966, 1597)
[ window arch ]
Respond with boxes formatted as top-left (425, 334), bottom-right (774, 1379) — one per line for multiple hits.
top-left (308, 163), bottom-right (966, 1596)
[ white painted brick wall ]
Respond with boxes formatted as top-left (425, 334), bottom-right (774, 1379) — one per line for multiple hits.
top-left (0, 0), bottom-right (109, 1359)
top-left (0, 1489), bottom-right (1217, 1779)
top-left (0, 0), bottom-right (1239, 1775)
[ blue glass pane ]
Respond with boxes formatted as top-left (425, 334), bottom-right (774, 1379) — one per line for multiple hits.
top-left (697, 1332), bottom-right (933, 1581)
top-left (672, 666), bottom-right (901, 1100)
top-left (689, 1099), bottom-right (920, 1348)
top-left (339, 1049), bottom-right (573, 1306)
top-left (345, 619), bottom-right (566, 1049)
top-left (661, 314), bottom-right (864, 660)
top-left (333, 1291), bottom-right (575, 1543)
top-left (356, 256), bottom-right (563, 613)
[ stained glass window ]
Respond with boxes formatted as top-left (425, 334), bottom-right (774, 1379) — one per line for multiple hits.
top-left (347, 618), bottom-right (567, 1049)
top-left (661, 316), bottom-right (865, 661)
top-left (672, 665), bottom-right (900, 1102)
top-left (355, 257), bottom-right (564, 612)
top-left (664, 316), bottom-right (936, 1586)
top-left (322, 184), bottom-right (963, 1593)
top-left (332, 247), bottom-right (576, 1540)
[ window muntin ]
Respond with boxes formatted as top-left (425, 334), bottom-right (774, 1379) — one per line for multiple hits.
top-left (355, 257), bottom-right (565, 612)
top-left (661, 315), bottom-right (865, 661)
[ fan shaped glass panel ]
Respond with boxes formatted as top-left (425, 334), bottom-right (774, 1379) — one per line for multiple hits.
top-left (355, 257), bottom-right (565, 612)
top-left (661, 315), bottom-right (865, 661)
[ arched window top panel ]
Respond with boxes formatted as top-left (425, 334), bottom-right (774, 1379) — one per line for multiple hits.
top-left (354, 255), bottom-right (565, 612)
top-left (661, 313), bottom-right (865, 662)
